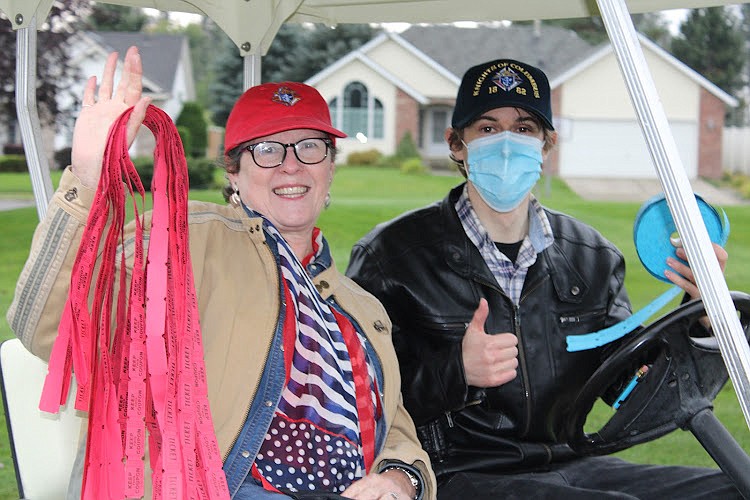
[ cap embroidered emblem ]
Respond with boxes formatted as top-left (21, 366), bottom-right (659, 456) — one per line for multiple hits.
top-left (273, 86), bottom-right (301, 106)
top-left (492, 67), bottom-right (523, 92)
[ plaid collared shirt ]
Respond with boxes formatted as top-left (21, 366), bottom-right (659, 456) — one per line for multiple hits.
top-left (456, 185), bottom-right (554, 306)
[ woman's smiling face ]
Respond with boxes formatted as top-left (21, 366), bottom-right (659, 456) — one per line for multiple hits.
top-left (228, 128), bottom-right (334, 242)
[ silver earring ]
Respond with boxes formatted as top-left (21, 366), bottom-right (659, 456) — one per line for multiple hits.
top-left (324, 193), bottom-right (331, 209)
top-left (230, 185), bottom-right (241, 207)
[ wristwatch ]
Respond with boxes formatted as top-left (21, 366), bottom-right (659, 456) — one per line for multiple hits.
top-left (381, 464), bottom-right (422, 499)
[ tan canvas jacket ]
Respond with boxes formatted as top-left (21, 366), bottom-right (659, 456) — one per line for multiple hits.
top-left (7, 167), bottom-right (436, 499)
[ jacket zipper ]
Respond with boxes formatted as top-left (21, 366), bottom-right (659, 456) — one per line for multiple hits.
top-left (515, 276), bottom-right (549, 438)
top-left (513, 304), bottom-right (533, 437)
top-left (559, 309), bottom-right (605, 324)
top-left (469, 276), bottom-right (535, 436)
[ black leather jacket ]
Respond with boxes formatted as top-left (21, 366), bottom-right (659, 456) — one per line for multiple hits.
top-left (346, 184), bottom-right (634, 477)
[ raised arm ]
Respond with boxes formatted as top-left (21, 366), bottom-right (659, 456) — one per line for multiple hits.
top-left (71, 46), bottom-right (150, 188)
top-left (7, 46), bottom-right (150, 358)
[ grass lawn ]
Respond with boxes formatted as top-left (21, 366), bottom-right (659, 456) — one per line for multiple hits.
top-left (0, 166), bottom-right (748, 497)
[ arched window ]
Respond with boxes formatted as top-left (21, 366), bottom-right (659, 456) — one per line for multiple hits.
top-left (329, 82), bottom-right (384, 141)
top-left (372, 99), bottom-right (384, 139)
top-left (343, 82), bottom-right (368, 137)
top-left (328, 97), bottom-right (339, 129)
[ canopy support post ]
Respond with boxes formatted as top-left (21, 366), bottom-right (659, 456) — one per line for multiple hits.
top-left (16, 16), bottom-right (54, 220)
top-left (596, 0), bottom-right (750, 430)
top-left (243, 53), bottom-right (261, 90)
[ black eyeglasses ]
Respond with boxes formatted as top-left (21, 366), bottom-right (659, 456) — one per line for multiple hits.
top-left (244, 138), bottom-right (333, 168)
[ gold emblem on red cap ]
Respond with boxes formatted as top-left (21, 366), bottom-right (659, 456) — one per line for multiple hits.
top-left (273, 86), bottom-right (301, 106)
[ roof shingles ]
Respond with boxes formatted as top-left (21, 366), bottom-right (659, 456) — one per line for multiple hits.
top-left (88, 32), bottom-right (186, 92)
top-left (398, 24), bottom-right (599, 81)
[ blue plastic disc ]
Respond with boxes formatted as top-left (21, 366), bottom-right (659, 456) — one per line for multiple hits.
top-left (633, 194), bottom-right (729, 283)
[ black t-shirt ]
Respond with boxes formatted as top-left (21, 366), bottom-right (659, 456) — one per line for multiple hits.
top-left (494, 240), bottom-right (523, 264)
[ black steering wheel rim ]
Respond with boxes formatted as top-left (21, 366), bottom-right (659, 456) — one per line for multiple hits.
top-left (566, 291), bottom-right (750, 456)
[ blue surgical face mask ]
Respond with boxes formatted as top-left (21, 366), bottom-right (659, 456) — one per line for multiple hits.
top-left (465, 131), bottom-right (543, 213)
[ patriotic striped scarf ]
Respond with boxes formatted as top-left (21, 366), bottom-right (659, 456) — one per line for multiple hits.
top-left (248, 211), bottom-right (381, 494)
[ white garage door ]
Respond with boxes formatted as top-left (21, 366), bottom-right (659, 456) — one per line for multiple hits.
top-left (557, 119), bottom-right (697, 179)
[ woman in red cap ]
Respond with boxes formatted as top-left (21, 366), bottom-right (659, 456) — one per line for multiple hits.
top-left (8, 46), bottom-right (435, 500)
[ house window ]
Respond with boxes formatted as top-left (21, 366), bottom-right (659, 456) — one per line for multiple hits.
top-left (372, 99), bottom-right (384, 139)
top-left (329, 97), bottom-right (339, 129)
top-left (343, 82), bottom-right (367, 138)
top-left (432, 110), bottom-right (448, 143)
top-left (330, 82), bottom-right (384, 141)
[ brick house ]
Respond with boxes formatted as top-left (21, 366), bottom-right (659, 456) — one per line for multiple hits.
top-left (306, 24), bottom-right (737, 179)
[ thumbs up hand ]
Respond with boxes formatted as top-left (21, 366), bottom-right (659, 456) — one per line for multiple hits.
top-left (461, 298), bottom-right (519, 388)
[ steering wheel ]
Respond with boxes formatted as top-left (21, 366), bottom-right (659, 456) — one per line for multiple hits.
top-left (566, 291), bottom-right (750, 457)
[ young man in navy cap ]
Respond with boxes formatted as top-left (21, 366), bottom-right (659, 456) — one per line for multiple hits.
top-left (346, 59), bottom-right (737, 498)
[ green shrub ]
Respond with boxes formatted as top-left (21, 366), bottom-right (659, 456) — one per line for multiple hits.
top-left (54, 147), bottom-right (72, 170)
top-left (176, 101), bottom-right (208, 158)
top-left (2, 143), bottom-right (23, 155)
top-left (400, 157), bottom-right (428, 175)
top-left (739, 180), bottom-right (750, 199)
top-left (375, 155), bottom-right (399, 168)
top-left (0, 155), bottom-right (28, 172)
top-left (177, 126), bottom-right (193, 160)
top-left (186, 157), bottom-right (217, 189)
top-left (131, 156), bottom-right (216, 191)
top-left (719, 172), bottom-right (750, 199)
top-left (132, 156), bottom-right (154, 191)
top-left (395, 131), bottom-right (420, 160)
top-left (346, 149), bottom-right (383, 166)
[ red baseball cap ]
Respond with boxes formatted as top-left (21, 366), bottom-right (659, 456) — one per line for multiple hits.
top-left (224, 81), bottom-right (346, 155)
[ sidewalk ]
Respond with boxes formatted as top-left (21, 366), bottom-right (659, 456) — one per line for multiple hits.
top-left (563, 178), bottom-right (748, 207)
top-left (0, 199), bottom-right (35, 211)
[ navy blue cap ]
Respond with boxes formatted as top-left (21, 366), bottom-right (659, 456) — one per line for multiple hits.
top-left (452, 59), bottom-right (554, 130)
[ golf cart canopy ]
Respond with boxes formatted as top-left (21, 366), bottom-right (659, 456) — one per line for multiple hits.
top-left (1, 0), bottom-right (742, 57)
top-left (2, 0), bottom-right (750, 432)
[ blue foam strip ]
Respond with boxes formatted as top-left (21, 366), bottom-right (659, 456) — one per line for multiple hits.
top-left (565, 194), bottom-right (729, 352)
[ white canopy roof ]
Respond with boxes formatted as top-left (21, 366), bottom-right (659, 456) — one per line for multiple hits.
top-left (0, 0), bottom-right (742, 55)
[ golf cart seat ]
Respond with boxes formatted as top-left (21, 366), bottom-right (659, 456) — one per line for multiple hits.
top-left (0, 338), bottom-right (82, 499)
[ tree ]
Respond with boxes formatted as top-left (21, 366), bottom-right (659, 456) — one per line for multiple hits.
top-left (87, 3), bottom-right (149, 32)
top-left (737, 5), bottom-right (750, 125)
top-left (183, 18), bottom-right (223, 109)
top-left (209, 23), bottom-right (376, 127)
top-left (261, 23), bottom-right (310, 82)
top-left (525, 17), bottom-right (608, 45)
top-left (0, 1), bottom-right (90, 152)
top-left (742, 4), bottom-right (750, 47)
top-left (175, 101), bottom-right (208, 157)
top-left (208, 33), bottom-right (244, 127)
top-left (524, 12), bottom-right (671, 47)
top-left (262, 23), bottom-right (376, 82)
top-left (672, 7), bottom-right (745, 95)
top-left (631, 12), bottom-right (672, 49)
top-left (292, 24), bottom-right (376, 81)
top-left (146, 15), bottom-right (223, 111)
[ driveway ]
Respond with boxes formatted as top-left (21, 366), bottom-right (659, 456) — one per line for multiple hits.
top-left (563, 178), bottom-right (748, 207)
top-left (0, 199), bottom-right (35, 211)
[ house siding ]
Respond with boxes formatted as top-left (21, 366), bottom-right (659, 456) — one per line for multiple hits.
top-left (368, 40), bottom-right (456, 99)
top-left (314, 62), bottom-right (397, 158)
top-left (560, 49), bottom-right (699, 121)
